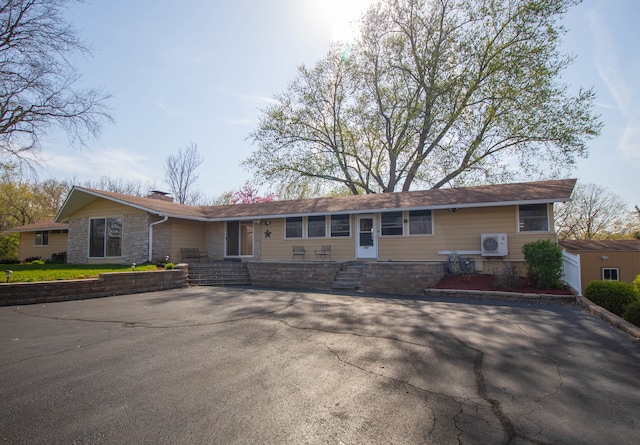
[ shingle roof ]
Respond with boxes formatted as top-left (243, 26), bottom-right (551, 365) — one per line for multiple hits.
top-left (55, 187), bottom-right (209, 222)
top-left (6, 220), bottom-right (69, 233)
top-left (559, 240), bottom-right (640, 252)
top-left (203, 178), bottom-right (577, 219)
top-left (56, 178), bottom-right (577, 222)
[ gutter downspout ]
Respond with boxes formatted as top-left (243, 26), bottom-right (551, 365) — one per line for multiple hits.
top-left (148, 216), bottom-right (169, 262)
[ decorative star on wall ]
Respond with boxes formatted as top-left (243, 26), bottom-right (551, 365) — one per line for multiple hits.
top-left (264, 229), bottom-right (272, 238)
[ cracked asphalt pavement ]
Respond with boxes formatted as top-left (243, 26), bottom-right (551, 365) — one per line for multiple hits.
top-left (1, 287), bottom-right (640, 444)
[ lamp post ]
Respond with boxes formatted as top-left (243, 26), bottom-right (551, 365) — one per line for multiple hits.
top-left (5, 269), bottom-right (12, 283)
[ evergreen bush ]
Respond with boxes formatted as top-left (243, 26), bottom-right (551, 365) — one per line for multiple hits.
top-left (584, 280), bottom-right (639, 317)
top-left (522, 239), bottom-right (563, 289)
top-left (623, 300), bottom-right (640, 327)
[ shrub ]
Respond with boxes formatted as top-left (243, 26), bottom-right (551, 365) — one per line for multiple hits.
top-left (522, 240), bottom-right (563, 289)
top-left (0, 258), bottom-right (19, 264)
top-left (623, 300), bottom-right (640, 327)
top-left (25, 256), bottom-right (44, 263)
top-left (492, 263), bottom-right (521, 291)
top-left (28, 259), bottom-right (45, 265)
top-left (49, 252), bottom-right (67, 263)
top-left (164, 262), bottom-right (175, 270)
top-left (634, 275), bottom-right (640, 295)
top-left (584, 280), bottom-right (639, 316)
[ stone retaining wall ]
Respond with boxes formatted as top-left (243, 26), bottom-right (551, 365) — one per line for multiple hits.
top-left (247, 262), bottom-right (342, 290)
top-left (0, 269), bottom-right (189, 306)
top-left (247, 261), bottom-right (444, 295)
top-left (424, 288), bottom-right (576, 304)
top-left (359, 262), bottom-right (444, 295)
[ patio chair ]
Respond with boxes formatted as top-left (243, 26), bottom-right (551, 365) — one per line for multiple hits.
top-left (315, 245), bottom-right (331, 261)
top-left (292, 246), bottom-right (305, 260)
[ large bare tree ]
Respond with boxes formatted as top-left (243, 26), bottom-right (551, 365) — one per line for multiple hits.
top-left (555, 183), bottom-right (639, 240)
top-left (0, 0), bottom-right (112, 167)
top-left (164, 142), bottom-right (204, 204)
top-left (246, 0), bottom-right (601, 194)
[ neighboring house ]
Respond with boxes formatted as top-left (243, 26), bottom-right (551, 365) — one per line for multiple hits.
top-left (6, 220), bottom-right (69, 262)
top-left (53, 179), bottom-right (576, 271)
top-left (559, 240), bottom-right (640, 290)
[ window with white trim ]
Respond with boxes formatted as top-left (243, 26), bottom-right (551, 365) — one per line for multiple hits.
top-left (285, 217), bottom-right (303, 239)
top-left (381, 211), bottom-right (403, 236)
top-left (602, 268), bottom-right (619, 281)
top-left (307, 216), bottom-right (326, 238)
top-left (90, 217), bottom-right (122, 257)
top-left (519, 204), bottom-right (549, 232)
top-left (409, 210), bottom-right (432, 235)
top-left (34, 231), bottom-right (49, 246)
top-left (330, 214), bottom-right (350, 237)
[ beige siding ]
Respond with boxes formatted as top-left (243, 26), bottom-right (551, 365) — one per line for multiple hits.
top-left (379, 206), bottom-right (555, 264)
top-left (259, 206), bottom-right (556, 265)
top-left (18, 231), bottom-right (68, 262)
top-left (573, 251), bottom-right (640, 290)
top-left (71, 198), bottom-right (146, 218)
top-left (261, 217), bottom-right (356, 261)
top-left (170, 219), bottom-right (207, 262)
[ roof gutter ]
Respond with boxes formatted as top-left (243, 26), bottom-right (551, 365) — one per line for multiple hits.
top-left (148, 216), bottom-right (169, 262)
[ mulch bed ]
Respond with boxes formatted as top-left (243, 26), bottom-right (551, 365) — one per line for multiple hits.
top-left (433, 273), bottom-right (574, 295)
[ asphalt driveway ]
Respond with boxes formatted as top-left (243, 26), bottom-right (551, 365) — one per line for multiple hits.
top-left (1, 287), bottom-right (639, 444)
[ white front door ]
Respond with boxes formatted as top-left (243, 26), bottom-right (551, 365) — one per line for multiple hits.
top-left (356, 214), bottom-right (377, 259)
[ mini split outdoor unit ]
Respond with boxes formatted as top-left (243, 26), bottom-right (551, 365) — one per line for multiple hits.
top-left (481, 233), bottom-right (508, 256)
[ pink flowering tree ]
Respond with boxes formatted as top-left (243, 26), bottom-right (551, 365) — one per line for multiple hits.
top-left (230, 182), bottom-right (277, 204)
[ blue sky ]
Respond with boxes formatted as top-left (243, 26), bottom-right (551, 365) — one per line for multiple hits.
top-left (39, 0), bottom-right (639, 209)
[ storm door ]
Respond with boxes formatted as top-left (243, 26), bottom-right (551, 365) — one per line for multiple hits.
top-left (356, 214), bottom-right (377, 259)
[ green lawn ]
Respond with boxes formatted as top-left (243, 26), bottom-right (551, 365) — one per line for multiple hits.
top-left (2, 263), bottom-right (158, 283)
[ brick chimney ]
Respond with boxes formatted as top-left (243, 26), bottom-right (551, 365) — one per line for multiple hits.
top-left (147, 190), bottom-right (174, 202)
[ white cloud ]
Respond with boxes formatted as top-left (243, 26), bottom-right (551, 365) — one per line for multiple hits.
top-left (215, 85), bottom-right (280, 106)
top-left (224, 117), bottom-right (256, 126)
top-left (586, 7), bottom-right (640, 160)
top-left (156, 99), bottom-right (184, 116)
top-left (41, 148), bottom-right (156, 185)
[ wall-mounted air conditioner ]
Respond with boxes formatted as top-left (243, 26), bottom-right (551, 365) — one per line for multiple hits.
top-left (481, 233), bottom-right (508, 256)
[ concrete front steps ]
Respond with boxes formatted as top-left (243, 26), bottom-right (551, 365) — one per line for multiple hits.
top-left (188, 262), bottom-right (251, 286)
top-left (332, 262), bottom-right (365, 290)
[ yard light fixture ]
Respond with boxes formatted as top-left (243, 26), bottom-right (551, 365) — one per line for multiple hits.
top-left (131, 262), bottom-right (136, 270)
top-left (5, 269), bottom-right (12, 283)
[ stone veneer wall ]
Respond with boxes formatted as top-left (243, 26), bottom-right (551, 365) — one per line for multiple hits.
top-left (247, 262), bottom-right (342, 290)
top-left (206, 222), bottom-right (226, 261)
top-left (359, 262), bottom-right (444, 295)
top-left (66, 212), bottom-right (170, 264)
top-left (67, 218), bottom-right (88, 263)
top-left (122, 213), bottom-right (152, 264)
top-left (0, 269), bottom-right (188, 306)
top-left (246, 261), bottom-right (445, 296)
